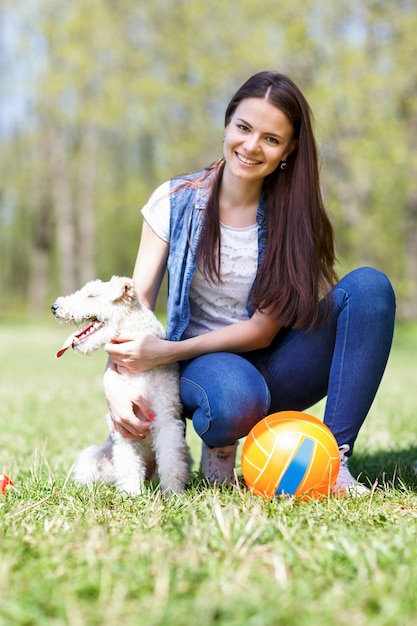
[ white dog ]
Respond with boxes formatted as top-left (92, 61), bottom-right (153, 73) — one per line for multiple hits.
top-left (51, 275), bottom-right (192, 496)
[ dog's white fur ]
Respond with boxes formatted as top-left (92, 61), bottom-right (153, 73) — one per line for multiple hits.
top-left (51, 275), bottom-right (192, 496)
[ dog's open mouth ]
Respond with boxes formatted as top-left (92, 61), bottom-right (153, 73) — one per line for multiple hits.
top-left (56, 319), bottom-right (104, 358)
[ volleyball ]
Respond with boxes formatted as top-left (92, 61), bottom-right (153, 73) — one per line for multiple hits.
top-left (241, 411), bottom-right (340, 500)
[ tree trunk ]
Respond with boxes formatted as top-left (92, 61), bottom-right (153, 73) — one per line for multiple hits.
top-left (76, 125), bottom-right (97, 284)
top-left (403, 193), bottom-right (417, 319)
top-left (47, 124), bottom-right (77, 294)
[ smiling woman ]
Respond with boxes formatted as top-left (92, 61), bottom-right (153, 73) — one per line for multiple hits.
top-left (104, 71), bottom-right (396, 496)
top-left (222, 98), bottom-right (296, 190)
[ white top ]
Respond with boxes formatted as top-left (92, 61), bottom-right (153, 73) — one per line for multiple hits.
top-left (141, 181), bottom-right (172, 242)
top-left (141, 182), bottom-right (258, 337)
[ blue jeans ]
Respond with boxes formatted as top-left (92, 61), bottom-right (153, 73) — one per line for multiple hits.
top-left (180, 268), bottom-right (396, 454)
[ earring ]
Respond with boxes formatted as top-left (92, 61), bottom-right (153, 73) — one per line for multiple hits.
top-left (279, 161), bottom-right (287, 171)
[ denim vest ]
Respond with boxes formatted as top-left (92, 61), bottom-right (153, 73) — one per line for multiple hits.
top-left (166, 169), bottom-right (268, 341)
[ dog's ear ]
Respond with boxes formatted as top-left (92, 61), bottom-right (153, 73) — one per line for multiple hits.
top-left (109, 276), bottom-right (138, 304)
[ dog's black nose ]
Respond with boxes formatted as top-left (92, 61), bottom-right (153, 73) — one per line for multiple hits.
top-left (51, 303), bottom-right (59, 314)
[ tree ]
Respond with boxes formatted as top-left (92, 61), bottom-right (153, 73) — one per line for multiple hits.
top-left (0, 0), bottom-right (416, 318)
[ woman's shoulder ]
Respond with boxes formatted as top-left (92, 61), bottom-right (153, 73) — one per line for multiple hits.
top-left (148, 179), bottom-right (171, 201)
top-left (142, 165), bottom-right (209, 200)
top-left (169, 166), bottom-right (217, 210)
top-left (171, 168), bottom-right (208, 186)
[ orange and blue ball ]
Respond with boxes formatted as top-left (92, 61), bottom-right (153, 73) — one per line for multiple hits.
top-left (241, 411), bottom-right (340, 500)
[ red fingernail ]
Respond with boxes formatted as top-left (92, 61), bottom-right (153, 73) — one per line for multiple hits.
top-left (147, 412), bottom-right (155, 421)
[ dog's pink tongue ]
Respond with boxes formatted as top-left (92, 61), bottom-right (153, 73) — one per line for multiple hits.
top-left (56, 332), bottom-right (77, 358)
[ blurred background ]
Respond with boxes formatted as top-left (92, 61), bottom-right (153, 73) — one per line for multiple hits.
top-left (1, 0), bottom-right (416, 320)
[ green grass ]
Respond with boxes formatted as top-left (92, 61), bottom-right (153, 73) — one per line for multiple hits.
top-left (1, 322), bottom-right (417, 626)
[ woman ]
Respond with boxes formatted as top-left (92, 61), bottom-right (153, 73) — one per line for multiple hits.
top-left (104, 71), bottom-right (396, 495)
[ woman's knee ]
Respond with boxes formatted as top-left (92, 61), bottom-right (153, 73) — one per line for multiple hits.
top-left (180, 353), bottom-right (270, 447)
top-left (341, 267), bottom-right (395, 299)
top-left (337, 267), bottom-right (396, 318)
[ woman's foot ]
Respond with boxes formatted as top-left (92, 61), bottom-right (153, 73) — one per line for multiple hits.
top-left (200, 442), bottom-right (238, 484)
top-left (332, 444), bottom-right (370, 496)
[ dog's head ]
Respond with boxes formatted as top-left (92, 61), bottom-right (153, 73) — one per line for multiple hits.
top-left (51, 276), bottom-right (141, 357)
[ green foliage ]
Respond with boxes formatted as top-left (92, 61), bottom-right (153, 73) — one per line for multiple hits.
top-left (1, 323), bottom-right (417, 624)
top-left (1, 0), bottom-right (417, 317)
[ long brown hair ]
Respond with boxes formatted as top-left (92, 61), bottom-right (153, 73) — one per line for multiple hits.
top-left (198, 71), bottom-right (338, 330)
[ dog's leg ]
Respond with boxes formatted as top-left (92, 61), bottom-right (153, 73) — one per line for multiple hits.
top-left (153, 419), bottom-right (192, 495)
top-left (111, 433), bottom-right (148, 496)
top-left (73, 435), bottom-right (116, 487)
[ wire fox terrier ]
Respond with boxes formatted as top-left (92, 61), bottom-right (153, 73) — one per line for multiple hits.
top-left (51, 275), bottom-right (192, 496)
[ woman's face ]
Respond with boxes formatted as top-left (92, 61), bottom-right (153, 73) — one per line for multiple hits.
top-left (223, 97), bottom-right (296, 183)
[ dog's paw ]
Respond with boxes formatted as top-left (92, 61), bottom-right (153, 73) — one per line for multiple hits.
top-left (73, 443), bottom-right (115, 486)
top-left (159, 474), bottom-right (189, 496)
top-left (114, 478), bottom-right (145, 496)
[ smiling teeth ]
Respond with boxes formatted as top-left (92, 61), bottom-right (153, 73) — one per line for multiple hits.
top-left (238, 154), bottom-right (261, 165)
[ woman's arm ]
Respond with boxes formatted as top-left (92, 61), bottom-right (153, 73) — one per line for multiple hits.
top-left (132, 221), bottom-right (169, 311)
top-left (106, 309), bottom-right (281, 374)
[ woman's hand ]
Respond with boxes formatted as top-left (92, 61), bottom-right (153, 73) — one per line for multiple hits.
top-left (103, 366), bottom-right (154, 439)
top-left (105, 309), bottom-right (281, 379)
top-left (105, 333), bottom-right (170, 374)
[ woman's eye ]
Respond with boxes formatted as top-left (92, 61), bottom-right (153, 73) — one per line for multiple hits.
top-left (237, 124), bottom-right (250, 132)
top-left (265, 136), bottom-right (279, 144)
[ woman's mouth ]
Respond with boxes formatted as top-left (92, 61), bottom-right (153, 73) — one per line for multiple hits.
top-left (236, 152), bottom-right (262, 166)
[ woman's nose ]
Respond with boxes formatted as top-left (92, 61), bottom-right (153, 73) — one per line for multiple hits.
top-left (244, 135), bottom-right (261, 153)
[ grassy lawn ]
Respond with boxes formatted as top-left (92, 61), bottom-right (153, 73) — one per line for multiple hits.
top-left (1, 321), bottom-right (417, 626)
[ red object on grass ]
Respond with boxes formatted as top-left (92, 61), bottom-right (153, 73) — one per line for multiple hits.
top-left (0, 474), bottom-right (13, 494)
